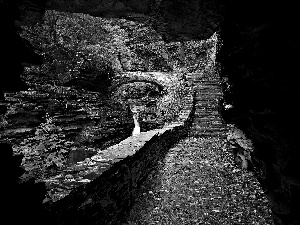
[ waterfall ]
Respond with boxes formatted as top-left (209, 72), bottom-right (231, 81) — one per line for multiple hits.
top-left (132, 113), bottom-right (140, 135)
top-left (130, 104), bottom-right (144, 136)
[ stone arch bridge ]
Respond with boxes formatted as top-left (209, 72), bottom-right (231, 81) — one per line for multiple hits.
top-left (108, 72), bottom-right (178, 98)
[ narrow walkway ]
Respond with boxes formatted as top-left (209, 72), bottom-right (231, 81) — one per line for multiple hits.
top-left (126, 73), bottom-right (274, 224)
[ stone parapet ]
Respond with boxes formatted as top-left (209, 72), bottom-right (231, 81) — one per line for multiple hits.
top-left (42, 77), bottom-right (195, 225)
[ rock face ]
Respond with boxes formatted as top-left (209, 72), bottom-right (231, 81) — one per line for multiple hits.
top-left (45, 0), bottom-right (224, 42)
top-left (0, 142), bottom-right (47, 225)
top-left (218, 1), bottom-right (300, 224)
top-left (2, 0), bottom-right (300, 224)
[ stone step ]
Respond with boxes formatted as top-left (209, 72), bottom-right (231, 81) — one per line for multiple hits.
top-left (195, 94), bottom-right (221, 98)
top-left (193, 80), bottom-right (220, 84)
top-left (190, 131), bottom-right (228, 138)
top-left (195, 102), bottom-right (219, 106)
top-left (190, 125), bottom-right (228, 131)
top-left (194, 109), bottom-right (219, 114)
top-left (194, 107), bottom-right (220, 111)
top-left (194, 104), bottom-right (219, 109)
top-left (192, 117), bottom-right (224, 123)
top-left (194, 94), bottom-right (222, 99)
top-left (194, 85), bottom-right (220, 89)
top-left (194, 87), bottom-right (221, 91)
top-left (193, 113), bottom-right (220, 118)
top-left (194, 94), bottom-right (222, 98)
top-left (194, 89), bottom-right (222, 94)
top-left (192, 119), bottom-right (227, 126)
top-left (192, 125), bottom-right (228, 131)
top-left (194, 105), bottom-right (219, 109)
top-left (190, 71), bottom-right (227, 137)
top-left (195, 92), bottom-right (221, 96)
top-left (192, 118), bottom-right (224, 124)
top-left (193, 119), bottom-right (222, 125)
top-left (194, 89), bottom-right (221, 94)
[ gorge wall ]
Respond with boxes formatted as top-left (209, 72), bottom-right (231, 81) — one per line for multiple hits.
top-left (218, 2), bottom-right (300, 224)
top-left (1, 0), bottom-right (300, 224)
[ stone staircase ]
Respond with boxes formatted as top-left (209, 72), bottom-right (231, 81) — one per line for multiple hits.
top-left (126, 72), bottom-right (274, 225)
top-left (187, 72), bottom-right (227, 138)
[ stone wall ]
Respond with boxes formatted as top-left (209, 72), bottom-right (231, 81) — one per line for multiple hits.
top-left (41, 83), bottom-right (195, 224)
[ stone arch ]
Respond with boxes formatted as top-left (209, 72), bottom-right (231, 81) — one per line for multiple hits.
top-left (108, 77), bottom-right (166, 96)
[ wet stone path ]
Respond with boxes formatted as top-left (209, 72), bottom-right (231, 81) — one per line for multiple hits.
top-left (126, 72), bottom-right (274, 225)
